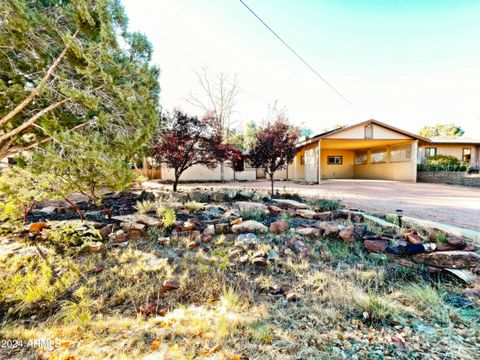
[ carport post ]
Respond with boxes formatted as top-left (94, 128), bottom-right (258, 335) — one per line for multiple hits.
top-left (317, 140), bottom-right (321, 183)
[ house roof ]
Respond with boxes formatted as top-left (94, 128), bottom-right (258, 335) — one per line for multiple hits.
top-left (297, 119), bottom-right (431, 147)
top-left (429, 137), bottom-right (480, 145)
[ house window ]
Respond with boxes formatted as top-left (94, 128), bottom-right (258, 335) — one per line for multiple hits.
top-left (390, 144), bottom-right (412, 163)
top-left (463, 148), bottom-right (471, 163)
top-left (371, 148), bottom-right (387, 163)
top-left (364, 124), bottom-right (373, 139)
top-left (354, 151), bottom-right (367, 165)
top-left (425, 147), bottom-right (437, 158)
top-left (300, 156), bottom-right (305, 165)
top-left (327, 156), bottom-right (343, 165)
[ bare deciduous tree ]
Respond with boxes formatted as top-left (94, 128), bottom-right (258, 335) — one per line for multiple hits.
top-left (186, 67), bottom-right (240, 138)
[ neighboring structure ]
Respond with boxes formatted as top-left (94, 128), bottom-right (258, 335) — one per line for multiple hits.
top-left (418, 138), bottom-right (480, 166)
top-left (286, 120), bottom-right (429, 183)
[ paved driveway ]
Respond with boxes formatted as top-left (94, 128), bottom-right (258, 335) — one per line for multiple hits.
top-left (147, 180), bottom-right (480, 231)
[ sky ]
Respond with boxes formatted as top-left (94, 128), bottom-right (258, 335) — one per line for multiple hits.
top-left (122, 0), bottom-right (480, 137)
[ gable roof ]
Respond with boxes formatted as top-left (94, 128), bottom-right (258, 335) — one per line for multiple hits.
top-left (297, 119), bottom-right (430, 147)
top-left (429, 137), bottom-right (480, 145)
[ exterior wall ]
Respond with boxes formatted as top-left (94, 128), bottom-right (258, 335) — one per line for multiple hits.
top-left (418, 172), bottom-right (480, 187)
top-left (304, 141), bottom-right (319, 182)
top-left (419, 144), bottom-right (480, 164)
top-left (320, 150), bottom-right (354, 179)
top-left (161, 164), bottom-right (256, 182)
top-left (328, 123), bottom-right (410, 140)
top-left (353, 141), bottom-right (417, 182)
top-left (290, 147), bottom-right (305, 180)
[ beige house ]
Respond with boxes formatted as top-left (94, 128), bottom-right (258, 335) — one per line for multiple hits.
top-left (419, 138), bottom-right (480, 165)
top-left (286, 120), bottom-right (430, 183)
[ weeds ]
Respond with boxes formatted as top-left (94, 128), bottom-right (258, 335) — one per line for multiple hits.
top-left (135, 200), bottom-right (155, 214)
top-left (184, 201), bottom-right (203, 213)
top-left (240, 208), bottom-right (267, 221)
top-left (309, 198), bottom-right (342, 212)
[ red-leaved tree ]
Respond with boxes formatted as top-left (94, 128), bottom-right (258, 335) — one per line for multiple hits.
top-left (249, 119), bottom-right (299, 195)
top-left (151, 110), bottom-right (240, 191)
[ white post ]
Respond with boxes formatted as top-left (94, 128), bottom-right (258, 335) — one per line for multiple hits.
top-left (412, 140), bottom-right (418, 183)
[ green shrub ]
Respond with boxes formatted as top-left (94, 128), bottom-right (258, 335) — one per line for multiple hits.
top-left (425, 155), bottom-right (460, 166)
top-left (135, 200), bottom-right (155, 214)
top-left (162, 208), bottom-right (176, 228)
top-left (309, 198), bottom-right (341, 212)
top-left (240, 208), bottom-right (267, 221)
top-left (184, 201), bottom-right (203, 213)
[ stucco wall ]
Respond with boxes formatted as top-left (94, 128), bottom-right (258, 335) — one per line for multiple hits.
top-left (328, 123), bottom-right (410, 140)
top-left (320, 150), bottom-right (354, 179)
top-left (419, 144), bottom-right (479, 164)
top-left (161, 164), bottom-right (256, 182)
top-left (354, 162), bottom-right (416, 181)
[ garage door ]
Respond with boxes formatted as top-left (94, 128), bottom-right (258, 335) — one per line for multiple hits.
top-left (304, 148), bottom-right (318, 182)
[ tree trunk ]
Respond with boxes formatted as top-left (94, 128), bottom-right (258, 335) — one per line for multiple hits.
top-left (270, 174), bottom-right (275, 195)
top-left (173, 175), bottom-right (179, 192)
top-left (64, 197), bottom-right (84, 221)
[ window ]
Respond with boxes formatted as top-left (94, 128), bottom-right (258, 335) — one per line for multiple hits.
top-left (354, 151), bottom-right (367, 165)
top-left (364, 124), bottom-right (373, 139)
top-left (463, 148), bottom-right (471, 163)
top-left (371, 148), bottom-right (387, 163)
top-left (300, 156), bottom-right (305, 165)
top-left (390, 144), bottom-right (412, 163)
top-left (327, 156), bottom-right (343, 165)
top-left (425, 147), bottom-right (437, 158)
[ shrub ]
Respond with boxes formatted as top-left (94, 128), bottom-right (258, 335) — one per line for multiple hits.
top-left (162, 208), bottom-right (176, 229)
top-left (240, 208), bottom-right (267, 221)
top-left (425, 155), bottom-right (460, 166)
top-left (135, 200), bottom-right (155, 214)
top-left (184, 201), bottom-right (203, 213)
top-left (309, 198), bottom-right (341, 212)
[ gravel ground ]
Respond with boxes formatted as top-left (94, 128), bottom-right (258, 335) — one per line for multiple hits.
top-left (145, 179), bottom-right (480, 232)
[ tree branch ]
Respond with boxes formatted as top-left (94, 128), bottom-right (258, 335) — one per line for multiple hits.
top-left (0, 30), bottom-right (79, 127)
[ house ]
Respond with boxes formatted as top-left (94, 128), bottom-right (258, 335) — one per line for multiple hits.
top-left (286, 119), bottom-right (430, 183)
top-left (419, 138), bottom-right (480, 165)
top-left (139, 119), bottom-right (478, 183)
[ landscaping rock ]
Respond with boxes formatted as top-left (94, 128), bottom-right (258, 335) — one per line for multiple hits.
top-left (252, 191), bottom-right (271, 201)
top-left (269, 284), bottom-right (284, 295)
top-left (187, 240), bottom-right (199, 249)
top-left (253, 250), bottom-right (267, 259)
top-left (29, 222), bottom-right (48, 233)
top-left (190, 190), bottom-right (209, 203)
top-left (99, 224), bottom-right (114, 239)
top-left (39, 206), bottom-right (57, 214)
top-left (239, 254), bottom-right (249, 264)
top-left (252, 257), bottom-right (268, 266)
top-left (406, 232), bottom-right (424, 245)
top-left (237, 191), bottom-right (254, 200)
top-left (158, 237), bottom-right (170, 246)
top-left (339, 225), bottom-right (356, 242)
top-left (413, 251), bottom-right (480, 269)
top-left (295, 227), bottom-right (320, 238)
top-left (285, 292), bottom-right (300, 301)
top-left (121, 222), bottom-right (146, 231)
top-left (110, 229), bottom-right (128, 243)
top-left (162, 279), bottom-right (180, 290)
top-left (364, 240), bottom-right (389, 253)
top-left (235, 233), bottom-right (259, 248)
top-left (139, 301), bottom-right (159, 315)
top-left (231, 220), bottom-right (268, 234)
top-left (80, 241), bottom-right (105, 254)
top-left (211, 191), bottom-right (226, 202)
top-left (296, 209), bottom-right (317, 219)
top-left (168, 192), bottom-right (189, 204)
top-left (445, 237), bottom-right (467, 250)
top-left (234, 201), bottom-right (268, 212)
top-left (221, 188), bottom-right (237, 200)
top-left (203, 224), bottom-right (215, 236)
top-left (268, 249), bottom-right (279, 261)
top-left (230, 218), bottom-right (242, 225)
top-left (314, 211), bottom-right (333, 221)
top-left (269, 220), bottom-right (289, 234)
top-left (317, 222), bottom-right (339, 237)
top-left (268, 205), bottom-right (284, 214)
top-left (271, 199), bottom-right (309, 209)
top-left (215, 223), bottom-right (230, 235)
top-left (201, 234), bottom-right (213, 243)
top-left (181, 220), bottom-right (196, 231)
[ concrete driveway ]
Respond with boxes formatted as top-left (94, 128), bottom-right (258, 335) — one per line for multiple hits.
top-left (147, 179), bottom-right (480, 231)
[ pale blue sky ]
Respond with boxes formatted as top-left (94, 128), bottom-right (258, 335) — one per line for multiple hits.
top-left (122, 0), bottom-right (480, 136)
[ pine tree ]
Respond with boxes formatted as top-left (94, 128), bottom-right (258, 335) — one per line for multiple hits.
top-left (0, 0), bottom-right (160, 158)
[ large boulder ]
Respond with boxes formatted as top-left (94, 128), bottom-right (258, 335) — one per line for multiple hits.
top-left (252, 191), bottom-right (271, 202)
top-left (211, 191), bottom-right (226, 202)
top-left (269, 220), bottom-right (289, 235)
top-left (190, 190), bottom-right (209, 203)
top-left (221, 188), bottom-right (237, 200)
top-left (296, 209), bottom-right (317, 219)
top-left (271, 199), bottom-right (309, 209)
top-left (413, 251), bottom-right (480, 269)
top-left (168, 192), bottom-right (189, 204)
top-left (231, 220), bottom-right (268, 234)
top-left (238, 191), bottom-right (254, 200)
top-left (339, 225), bottom-right (356, 242)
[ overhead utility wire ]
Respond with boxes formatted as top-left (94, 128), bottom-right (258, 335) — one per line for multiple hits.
top-left (239, 0), bottom-right (354, 107)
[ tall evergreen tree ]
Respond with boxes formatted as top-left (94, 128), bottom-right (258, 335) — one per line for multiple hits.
top-left (0, 0), bottom-right (160, 158)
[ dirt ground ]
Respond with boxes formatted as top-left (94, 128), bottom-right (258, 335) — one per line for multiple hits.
top-left (145, 179), bottom-right (480, 232)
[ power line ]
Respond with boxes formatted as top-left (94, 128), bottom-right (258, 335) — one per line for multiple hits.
top-left (239, 0), bottom-right (354, 107)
